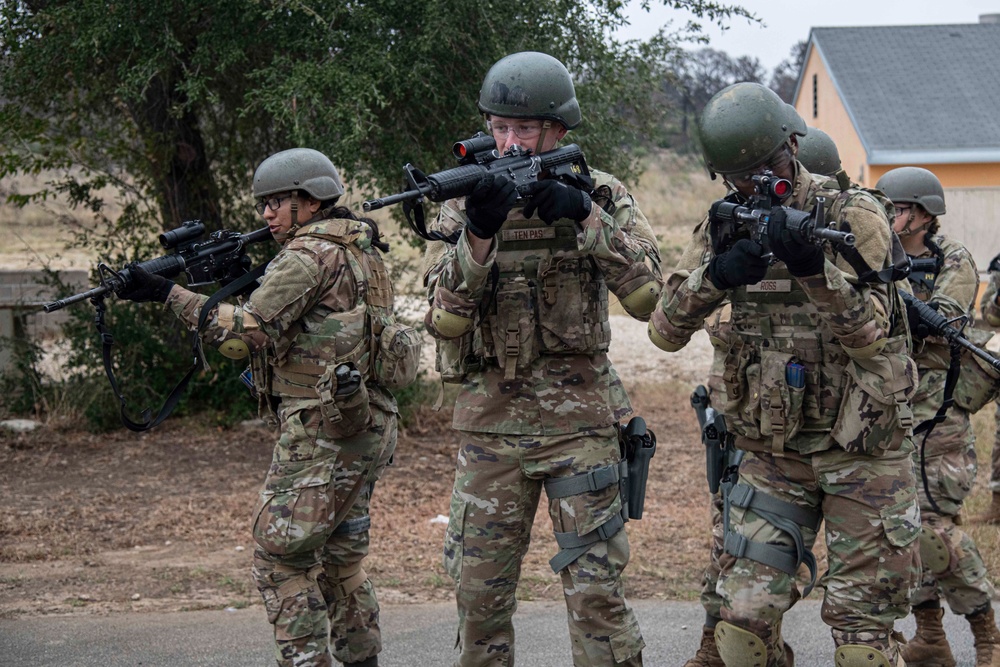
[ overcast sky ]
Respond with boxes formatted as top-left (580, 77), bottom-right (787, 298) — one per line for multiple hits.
top-left (619, 0), bottom-right (1000, 72)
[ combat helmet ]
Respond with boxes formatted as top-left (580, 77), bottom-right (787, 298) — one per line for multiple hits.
top-left (253, 148), bottom-right (345, 202)
top-left (798, 127), bottom-right (842, 177)
top-left (876, 167), bottom-right (946, 216)
top-left (478, 51), bottom-right (581, 129)
top-left (698, 82), bottom-right (806, 177)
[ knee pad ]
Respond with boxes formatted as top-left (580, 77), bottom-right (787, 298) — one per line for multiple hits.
top-left (715, 621), bottom-right (767, 667)
top-left (919, 525), bottom-right (951, 575)
top-left (834, 644), bottom-right (896, 667)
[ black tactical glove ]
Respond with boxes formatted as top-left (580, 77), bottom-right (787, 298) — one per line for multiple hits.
top-left (767, 205), bottom-right (825, 277)
top-left (907, 299), bottom-right (939, 339)
top-left (522, 179), bottom-right (592, 224)
top-left (117, 264), bottom-right (175, 303)
top-left (708, 238), bottom-right (769, 290)
top-left (465, 173), bottom-right (517, 239)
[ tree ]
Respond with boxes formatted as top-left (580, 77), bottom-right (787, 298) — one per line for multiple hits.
top-left (770, 40), bottom-right (808, 103)
top-left (660, 46), bottom-right (765, 148)
top-left (0, 0), bottom-right (755, 238)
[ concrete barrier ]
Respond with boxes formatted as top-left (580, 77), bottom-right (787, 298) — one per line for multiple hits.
top-left (0, 269), bottom-right (89, 372)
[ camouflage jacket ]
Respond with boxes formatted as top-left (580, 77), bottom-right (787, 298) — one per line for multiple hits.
top-left (423, 168), bottom-right (662, 435)
top-left (166, 210), bottom-right (396, 416)
top-left (981, 267), bottom-right (1000, 327)
top-left (904, 234), bottom-right (978, 419)
top-left (651, 162), bottom-right (915, 455)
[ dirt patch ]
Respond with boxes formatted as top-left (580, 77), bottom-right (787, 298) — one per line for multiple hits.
top-left (0, 326), bottom-right (721, 619)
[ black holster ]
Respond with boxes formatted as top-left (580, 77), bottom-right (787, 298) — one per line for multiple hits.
top-left (619, 416), bottom-right (657, 520)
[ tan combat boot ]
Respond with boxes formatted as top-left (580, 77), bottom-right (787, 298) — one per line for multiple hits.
top-left (968, 606), bottom-right (1000, 666)
top-left (900, 605), bottom-right (956, 667)
top-left (683, 625), bottom-right (724, 667)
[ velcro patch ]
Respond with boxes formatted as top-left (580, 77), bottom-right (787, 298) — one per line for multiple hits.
top-left (746, 279), bottom-right (792, 293)
top-left (500, 227), bottom-right (556, 242)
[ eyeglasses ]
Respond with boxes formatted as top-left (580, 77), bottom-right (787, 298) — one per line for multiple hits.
top-left (254, 195), bottom-right (289, 215)
top-left (488, 121), bottom-right (544, 140)
top-left (893, 205), bottom-right (912, 217)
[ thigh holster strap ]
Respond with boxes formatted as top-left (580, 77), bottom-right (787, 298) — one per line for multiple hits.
top-left (549, 513), bottom-right (625, 574)
top-left (543, 462), bottom-right (624, 498)
top-left (333, 515), bottom-right (372, 536)
top-left (724, 483), bottom-right (820, 596)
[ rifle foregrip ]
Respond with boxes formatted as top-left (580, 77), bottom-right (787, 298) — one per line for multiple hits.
top-left (431, 164), bottom-right (487, 201)
top-left (137, 254), bottom-right (186, 280)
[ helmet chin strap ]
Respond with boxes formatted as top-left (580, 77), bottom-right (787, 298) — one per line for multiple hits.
top-left (897, 211), bottom-right (929, 237)
top-left (535, 119), bottom-right (552, 153)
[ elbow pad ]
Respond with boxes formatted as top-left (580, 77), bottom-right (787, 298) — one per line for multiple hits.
top-left (429, 308), bottom-right (474, 339)
top-left (620, 280), bottom-right (662, 318)
top-left (648, 321), bottom-right (684, 352)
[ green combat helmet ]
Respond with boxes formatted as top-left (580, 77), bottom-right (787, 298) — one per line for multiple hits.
top-left (698, 82), bottom-right (806, 177)
top-left (876, 166), bottom-right (946, 216)
top-left (798, 127), bottom-right (842, 177)
top-left (478, 51), bottom-right (581, 129)
top-left (253, 148), bottom-right (345, 202)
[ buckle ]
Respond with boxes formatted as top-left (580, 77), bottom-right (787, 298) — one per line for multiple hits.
top-left (504, 325), bottom-right (519, 357)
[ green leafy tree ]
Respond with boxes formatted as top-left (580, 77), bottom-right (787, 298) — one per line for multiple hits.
top-left (0, 0), bottom-right (754, 427)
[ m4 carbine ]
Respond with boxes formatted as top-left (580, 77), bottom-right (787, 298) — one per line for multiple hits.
top-left (43, 221), bottom-right (272, 312)
top-left (363, 133), bottom-right (592, 243)
top-left (709, 172), bottom-right (855, 256)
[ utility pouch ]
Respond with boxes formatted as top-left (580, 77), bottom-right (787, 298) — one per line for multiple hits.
top-left (831, 338), bottom-right (916, 456)
top-left (620, 416), bottom-right (657, 520)
top-left (375, 321), bottom-right (423, 390)
top-left (435, 331), bottom-right (482, 384)
top-left (953, 329), bottom-right (1000, 414)
top-left (488, 278), bottom-right (537, 380)
top-left (758, 351), bottom-right (806, 452)
top-left (317, 362), bottom-right (372, 439)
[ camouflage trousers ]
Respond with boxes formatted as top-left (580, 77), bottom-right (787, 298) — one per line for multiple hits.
top-left (252, 397), bottom-right (397, 667)
top-left (697, 445), bottom-right (743, 621)
top-left (443, 427), bottom-right (644, 667)
top-left (911, 408), bottom-right (994, 614)
top-left (718, 445), bottom-right (920, 664)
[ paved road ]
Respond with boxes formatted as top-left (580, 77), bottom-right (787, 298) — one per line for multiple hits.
top-left (0, 599), bottom-right (983, 665)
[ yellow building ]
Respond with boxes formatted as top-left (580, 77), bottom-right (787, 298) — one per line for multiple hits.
top-left (793, 16), bottom-right (1000, 272)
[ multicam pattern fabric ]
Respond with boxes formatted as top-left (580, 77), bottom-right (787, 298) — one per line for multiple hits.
top-left (167, 210), bottom-right (399, 667)
top-left (904, 233), bottom-right (995, 615)
top-left (424, 168), bottom-right (660, 666)
top-left (719, 447), bottom-right (919, 665)
top-left (444, 428), bottom-right (643, 666)
top-left (650, 161), bottom-right (920, 662)
top-left (980, 269), bottom-right (1000, 491)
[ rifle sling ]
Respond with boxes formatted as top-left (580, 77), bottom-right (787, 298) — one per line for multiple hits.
top-left (100, 263), bottom-right (267, 432)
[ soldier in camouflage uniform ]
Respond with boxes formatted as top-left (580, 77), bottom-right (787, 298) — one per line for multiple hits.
top-left (979, 257), bottom-right (1000, 524)
top-left (422, 51), bottom-right (662, 666)
top-left (649, 83), bottom-right (920, 667)
top-left (682, 120), bottom-right (838, 667)
top-left (879, 167), bottom-right (1000, 667)
top-left (119, 148), bottom-right (410, 667)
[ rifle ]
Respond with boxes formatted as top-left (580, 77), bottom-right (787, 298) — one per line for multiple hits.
top-left (901, 291), bottom-right (1000, 373)
top-left (690, 385), bottom-right (729, 494)
top-left (43, 221), bottom-right (273, 312)
top-left (708, 171), bottom-right (855, 256)
top-left (42, 221), bottom-right (274, 432)
top-left (362, 133), bottom-right (592, 243)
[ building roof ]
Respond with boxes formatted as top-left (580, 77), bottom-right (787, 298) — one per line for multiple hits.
top-left (798, 23), bottom-right (1000, 164)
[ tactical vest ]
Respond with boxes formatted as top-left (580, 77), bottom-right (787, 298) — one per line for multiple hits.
top-left (473, 215), bottom-right (612, 381)
top-left (718, 178), bottom-right (913, 455)
top-left (268, 218), bottom-right (394, 399)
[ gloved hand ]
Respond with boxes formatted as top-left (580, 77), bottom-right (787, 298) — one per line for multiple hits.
top-left (907, 299), bottom-right (939, 339)
top-left (767, 206), bottom-right (825, 277)
top-left (522, 178), bottom-right (592, 224)
top-left (117, 264), bottom-right (175, 303)
top-left (708, 238), bottom-right (769, 290)
top-left (465, 173), bottom-right (517, 239)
